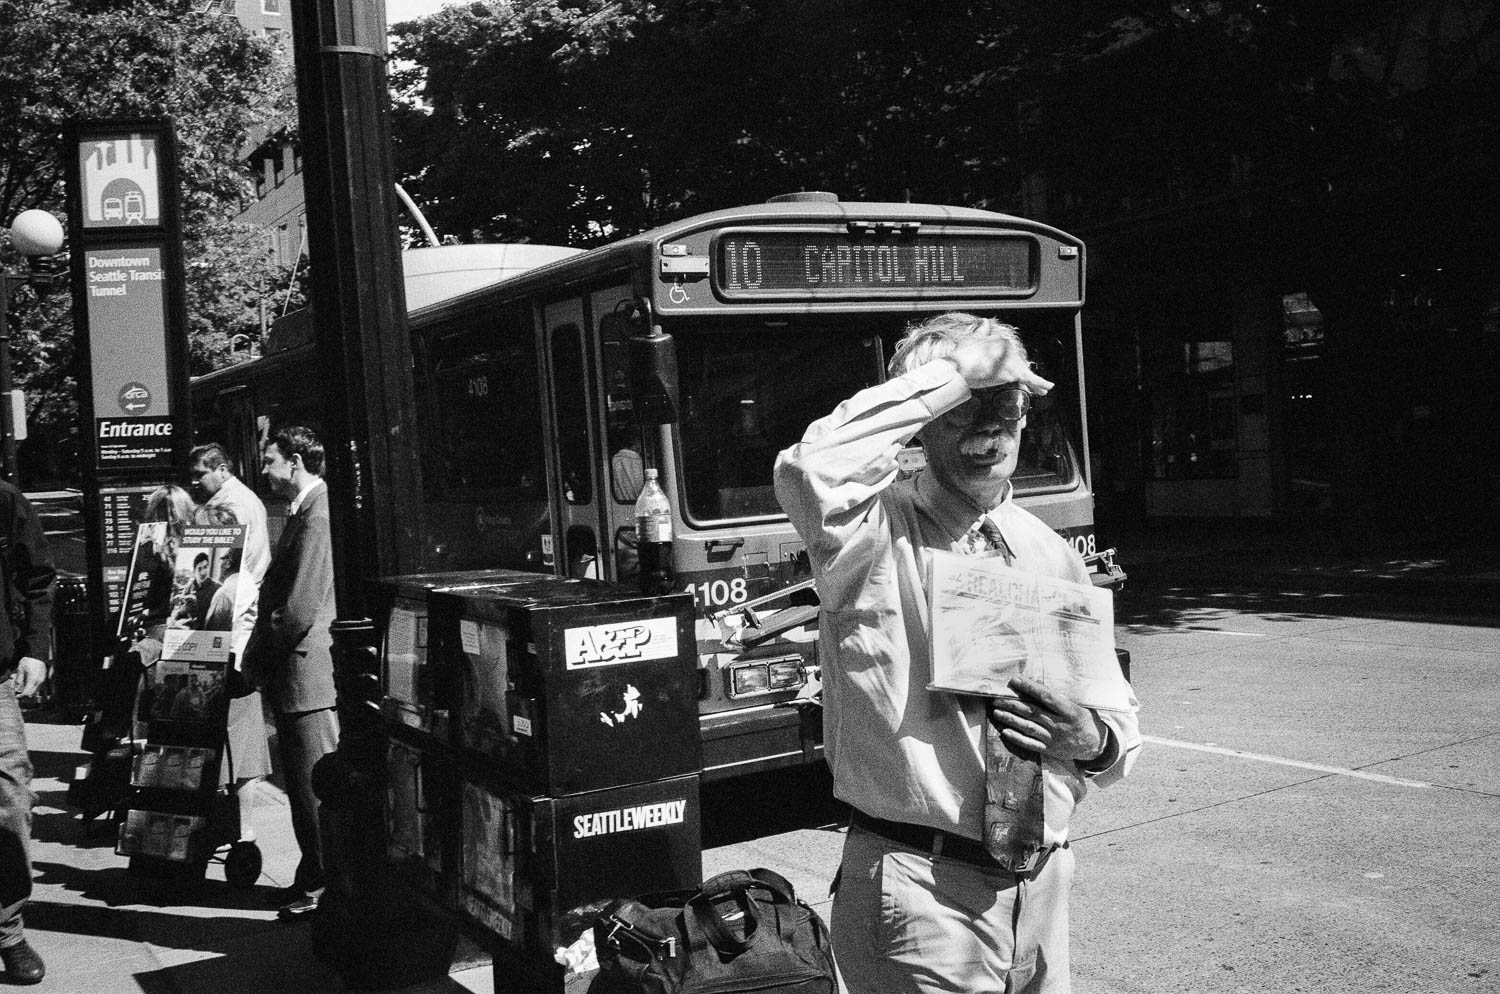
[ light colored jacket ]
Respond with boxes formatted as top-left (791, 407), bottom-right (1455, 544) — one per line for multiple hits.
top-left (774, 360), bottom-right (1140, 844)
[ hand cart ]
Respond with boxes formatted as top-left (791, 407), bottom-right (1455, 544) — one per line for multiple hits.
top-left (110, 650), bottom-right (263, 889)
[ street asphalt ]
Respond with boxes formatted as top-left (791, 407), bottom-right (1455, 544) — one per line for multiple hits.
top-left (11, 512), bottom-right (1499, 992)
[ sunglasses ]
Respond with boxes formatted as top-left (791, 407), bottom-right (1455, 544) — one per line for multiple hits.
top-left (943, 385), bottom-right (1033, 426)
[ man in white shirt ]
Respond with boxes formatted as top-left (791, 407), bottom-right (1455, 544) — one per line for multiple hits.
top-left (774, 313), bottom-right (1141, 994)
top-left (189, 443), bottom-right (274, 851)
top-left (189, 442), bottom-right (271, 625)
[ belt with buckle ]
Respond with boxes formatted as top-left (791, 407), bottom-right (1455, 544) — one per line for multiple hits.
top-left (849, 809), bottom-right (1061, 879)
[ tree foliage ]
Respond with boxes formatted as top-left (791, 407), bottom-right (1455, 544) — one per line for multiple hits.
top-left (389, 0), bottom-right (1190, 246)
top-left (390, 0), bottom-right (1496, 254)
top-left (0, 0), bottom-right (299, 480)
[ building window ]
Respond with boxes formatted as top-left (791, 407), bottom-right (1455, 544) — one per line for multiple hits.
top-left (1145, 314), bottom-right (1239, 481)
top-left (272, 148), bottom-right (285, 187)
top-left (263, 0), bottom-right (280, 13)
top-left (1282, 292), bottom-right (1329, 508)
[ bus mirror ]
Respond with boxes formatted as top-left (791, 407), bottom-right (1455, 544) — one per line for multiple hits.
top-left (629, 329), bottom-right (680, 425)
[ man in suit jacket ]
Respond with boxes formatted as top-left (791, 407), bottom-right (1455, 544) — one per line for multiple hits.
top-left (242, 425), bottom-right (339, 917)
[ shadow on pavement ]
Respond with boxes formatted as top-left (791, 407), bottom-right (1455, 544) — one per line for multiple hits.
top-left (700, 762), bottom-right (847, 849)
top-left (32, 803), bottom-right (120, 851)
top-left (31, 859), bottom-right (279, 914)
top-left (29, 748), bottom-right (86, 781)
top-left (1117, 581), bottom-right (1500, 631)
top-left (22, 895), bottom-right (283, 948)
top-left (24, 899), bottom-right (346, 993)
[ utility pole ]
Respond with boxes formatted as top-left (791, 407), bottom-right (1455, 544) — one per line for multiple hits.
top-left (290, 0), bottom-right (424, 598)
top-left (288, 0), bottom-right (428, 983)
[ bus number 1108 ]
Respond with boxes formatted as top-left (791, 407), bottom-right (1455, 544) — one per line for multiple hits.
top-left (686, 577), bottom-right (749, 609)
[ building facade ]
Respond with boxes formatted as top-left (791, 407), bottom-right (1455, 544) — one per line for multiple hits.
top-left (1016, 0), bottom-right (1499, 543)
top-left (217, 0), bottom-right (307, 273)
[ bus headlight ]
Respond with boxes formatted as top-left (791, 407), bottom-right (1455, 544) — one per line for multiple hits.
top-left (768, 660), bottom-right (803, 689)
top-left (726, 655), bottom-right (805, 698)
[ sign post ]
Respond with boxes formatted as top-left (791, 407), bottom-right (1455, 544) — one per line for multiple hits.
top-left (63, 118), bottom-right (191, 656)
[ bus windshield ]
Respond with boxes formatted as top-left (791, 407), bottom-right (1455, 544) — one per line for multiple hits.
top-left (675, 320), bottom-right (889, 522)
top-left (674, 314), bottom-right (1083, 524)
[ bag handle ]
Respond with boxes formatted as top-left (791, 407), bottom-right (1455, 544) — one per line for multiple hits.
top-left (699, 868), bottom-right (796, 905)
top-left (688, 884), bottom-right (758, 956)
top-left (747, 868), bottom-right (797, 905)
top-left (687, 867), bottom-right (802, 955)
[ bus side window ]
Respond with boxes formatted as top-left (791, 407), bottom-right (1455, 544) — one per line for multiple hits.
top-left (550, 326), bottom-right (592, 504)
top-left (601, 316), bottom-right (644, 504)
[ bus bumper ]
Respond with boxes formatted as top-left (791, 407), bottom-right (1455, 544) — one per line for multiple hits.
top-left (700, 704), bottom-right (823, 782)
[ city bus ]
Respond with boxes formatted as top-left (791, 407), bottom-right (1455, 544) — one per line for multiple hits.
top-left (191, 193), bottom-right (1122, 780)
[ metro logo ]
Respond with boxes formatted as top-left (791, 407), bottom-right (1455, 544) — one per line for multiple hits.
top-left (564, 617), bottom-right (677, 669)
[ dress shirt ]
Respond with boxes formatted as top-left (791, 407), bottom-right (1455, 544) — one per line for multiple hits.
top-left (289, 475), bottom-right (322, 516)
top-left (774, 359), bottom-right (1141, 845)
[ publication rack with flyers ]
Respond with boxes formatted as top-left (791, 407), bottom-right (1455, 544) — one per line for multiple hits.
top-left (371, 571), bottom-right (703, 993)
top-left (111, 522), bottom-right (262, 887)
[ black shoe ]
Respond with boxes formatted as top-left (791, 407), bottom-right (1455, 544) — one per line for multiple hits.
top-left (278, 891), bottom-right (320, 918)
top-left (0, 940), bottom-right (45, 984)
top-left (264, 884), bottom-right (306, 908)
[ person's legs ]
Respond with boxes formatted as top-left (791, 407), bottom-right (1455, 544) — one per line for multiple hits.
top-left (832, 823), bottom-right (1029, 994)
top-left (1010, 846), bottom-right (1074, 994)
top-left (0, 682), bottom-right (35, 949)
top-left (274, 706), bottom-right (339, 895)
top-left (226, 689), bottom-right (271, 843)
top-left (235, 778), bottom-right (260, 843)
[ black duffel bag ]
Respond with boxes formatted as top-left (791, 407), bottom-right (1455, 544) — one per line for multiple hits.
top-left (589, 868), bottom-right (837, 994)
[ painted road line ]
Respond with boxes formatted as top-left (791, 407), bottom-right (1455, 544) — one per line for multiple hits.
top-left (1183, 629), bottom-right (1267, 637)
top-left (1124, 626), bottom-right (1267, 637)
top-left (1143, 735), bottom-right (1432, 789)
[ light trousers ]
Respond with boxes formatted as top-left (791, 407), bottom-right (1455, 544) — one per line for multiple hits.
top-left (831, 822), bottom-right (1074, 994)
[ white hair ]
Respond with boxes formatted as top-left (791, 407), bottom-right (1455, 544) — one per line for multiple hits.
top-left (887, 312), bottom-right (1028, 377)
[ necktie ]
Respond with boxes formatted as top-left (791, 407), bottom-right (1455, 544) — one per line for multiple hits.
top-left (963, 515), bottom-right (1048, 871)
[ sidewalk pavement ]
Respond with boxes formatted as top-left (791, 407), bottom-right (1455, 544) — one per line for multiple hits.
top-left (16, 713), bottom-right (845, 994)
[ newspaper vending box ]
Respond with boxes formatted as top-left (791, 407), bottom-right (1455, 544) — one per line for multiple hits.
top-left (429, 578), bottom-right (701, 795)
top-left (372, 569), bottom-right (545, 735)
top-left (375, 572), bottom-right (703, 993)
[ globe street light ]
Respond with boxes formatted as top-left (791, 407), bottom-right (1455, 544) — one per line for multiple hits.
top-left (1, 209), bottom-right (66, 487)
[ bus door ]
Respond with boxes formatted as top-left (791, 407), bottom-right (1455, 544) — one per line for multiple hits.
top-left (590, 286), bottom-right (645, 584)
top-left (214, 384), bottom-right (284, 538)
top-left (542, 298), bottom-right (607, 578)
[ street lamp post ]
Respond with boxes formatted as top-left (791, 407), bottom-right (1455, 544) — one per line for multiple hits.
top-left (0, 210), bottom-right (66, 487)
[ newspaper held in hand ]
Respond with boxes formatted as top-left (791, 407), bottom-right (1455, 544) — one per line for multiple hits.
top-left (925, 549), bottom-right (1133, 713)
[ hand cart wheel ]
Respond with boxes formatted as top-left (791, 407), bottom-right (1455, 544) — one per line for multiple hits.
top-left (224, 840), bottom-right (263, 888)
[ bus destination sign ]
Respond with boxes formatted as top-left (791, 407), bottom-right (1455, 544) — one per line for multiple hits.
top-left (715, 232), bottom-right (1036, 298)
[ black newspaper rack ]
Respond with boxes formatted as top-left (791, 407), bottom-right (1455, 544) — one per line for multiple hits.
top-left (370, 570), bottom-right (703, 993)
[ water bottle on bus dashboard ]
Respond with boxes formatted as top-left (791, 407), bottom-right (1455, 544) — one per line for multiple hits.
top-left (634, 468), bottom-right (675, 595)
